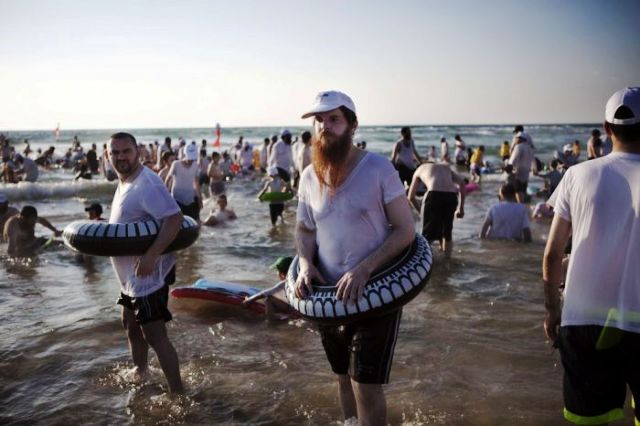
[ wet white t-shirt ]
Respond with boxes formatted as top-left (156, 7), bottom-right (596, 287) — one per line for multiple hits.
top-left (109, 167), bottom-right (181, 297)
top-left (268, 140), bottom-right (292, 171)
top-left (168, 160), bottom-right (198, 205)
top-left (395, 139), bottom-right (417, 168)
top-left (297, 152), bottom-right (406, 282)
top-left (509, 143), bottom-right (534, 182)
top-left (550, 152), bottom-right (640, 332)
top-left (483, 201), bottom-right (530, 240)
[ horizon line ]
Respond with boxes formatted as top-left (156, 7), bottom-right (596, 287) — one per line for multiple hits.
top-left (1, 121), bottom-right (604, 133)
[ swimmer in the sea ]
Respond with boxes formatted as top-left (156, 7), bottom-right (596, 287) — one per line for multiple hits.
top-left (202, 194), bottom-right (237, 226)
top-left (3, 205), bottom-right (62, 257)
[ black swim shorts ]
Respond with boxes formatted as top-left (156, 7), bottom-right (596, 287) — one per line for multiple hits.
top-left (269, 203), bottom-right (284, 225)
top-left (557, 325), bottom-right (640, 425)
top-left (395, 163), bottom-right (415, 188)
top-left (117, 282), bottom-right (173, 325)
top-left (514, 179), bottom-right (528, 194)
top-left (177, 198), bottom-right (201, 221)
top-left (318, 308), bottom-right (402, 384)
top-left (276, 167), bottom-right (291, 183)
top-left (421, 191), bottom-right (458, 242)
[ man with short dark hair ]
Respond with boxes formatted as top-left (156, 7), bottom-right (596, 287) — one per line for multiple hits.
top-left (3, 205), bottom-right (61, 257)
top-left (295, 90), bottom-right (415, 425)
top-left (509, 134), bottom-right (534, 203)
top-left (543, 87), bottom-right (640, 425)
top-left (391, 126), bottom-right (422, 188)
top-left (108, 132), bottom-right (185, 394)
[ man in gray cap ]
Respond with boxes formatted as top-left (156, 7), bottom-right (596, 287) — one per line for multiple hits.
top-left (295, 90), bottom-right (415, 424)
top-left (543, 87), bottom-right (640, 425)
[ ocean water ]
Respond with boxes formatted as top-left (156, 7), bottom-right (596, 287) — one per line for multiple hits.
top-left (1, 124), bottom-right (633, 425)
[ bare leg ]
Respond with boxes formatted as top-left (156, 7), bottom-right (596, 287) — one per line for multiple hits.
top-left (141, 320), bottom-right (184, 394)
top-left (442, 238), bottom-right (453, 257)
top-left (337, 374), bottom-right (357, 421)
top-left (351, 381), bottom-right (386, 426)
top-left (516, 191), bottom-right (525, 203)
top-left (122, 307), bottom-right (149, 375)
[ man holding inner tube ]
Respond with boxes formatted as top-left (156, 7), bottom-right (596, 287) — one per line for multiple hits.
top-left (295, 91), bottom-right (415, 424)
top-left (108, 132), bottom-right (184, 394)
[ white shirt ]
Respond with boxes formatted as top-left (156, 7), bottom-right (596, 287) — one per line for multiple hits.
top-left (21, 157), bottom-right (39, 182)
top-left (240, 148), bottom-right (253, 169)
top-left (294, 143), bottom-right (311, 174)
top-left (168, 160), bottom-right (198, 205)
top-left (395, 139), bottom-right (417, 168)
top-left (550, 152), bottom-right (640, 332)
top-left (509, 142), bottom-right (534, 182)
top-left (268, 140), bottom-right (292, 171)
top-left (109, 167), bottom-right (181, 297)
top-left (483, 201), bottom-right (530, 240)
top-left (297, 152), bottom-right (406, 282)
top-left (260, 144), bottom-right (269, 168)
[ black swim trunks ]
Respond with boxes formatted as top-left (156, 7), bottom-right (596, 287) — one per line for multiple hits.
top-left (421, 191), bottom-right (458, 242)
top-left (557, 325), bottom-right (640, 425)
top-left (269, 203), bottom-right (284, 225)
top-left (117, 267), bottom-right (175, 324)
top-left (395, 163), bottom-right (415, 189)
top-left (318, 308), bottom-right (402, 384)
top-left (177, 198), bottom-right (200, 221)
top-left (514, 179), bottom-right (528, 194)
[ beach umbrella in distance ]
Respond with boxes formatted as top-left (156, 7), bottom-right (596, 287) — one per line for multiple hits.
top-left (213, 123), bottom-right (221, 147)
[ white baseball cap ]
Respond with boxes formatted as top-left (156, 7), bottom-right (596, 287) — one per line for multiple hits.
top-left (563, 143), bottom-right (573, 152)
top-left (605, 86), bottom-right (640, 125)
top-left (185, 143), bottom-right (198, 160)
top-left (301, 90), bottom-right (356, 119)
top-left (267, 166), bottom-right (279, 176)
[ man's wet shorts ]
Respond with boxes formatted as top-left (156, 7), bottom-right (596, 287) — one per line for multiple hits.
top-left (117, 267), bottom-right (176, 325)
top-left (557, 325), bottom-right (640, 425)
top-left (421, 191), bottom-right (458, 242)
top-left (318, 308), bottom-right (402, 384)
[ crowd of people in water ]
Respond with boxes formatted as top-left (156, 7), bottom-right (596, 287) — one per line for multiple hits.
top-left (0, 122), bottom-right (615, 260)
top-left (0, 86), bottom-right (638, 425)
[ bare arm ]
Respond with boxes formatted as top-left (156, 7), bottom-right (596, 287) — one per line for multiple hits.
top-left (243, 281), bottom-right (286, 304)
top-left (336, 195), bottom-right (415, 303)
top-left (479, 217), bottom-right (491, 239)
top-left (451, 171), bottom-right (466, 218)
top-left (37, 217), bottom-right (62, 236)
top-left (542, 214), bottom-right (572, 342)
top-left (257, 181), bottom-right (270, 199)
top-left (135, 212), bottom-right (183, 277)
top-left (407, 169), bottom-right (424, 212)
top-left (4, 218), bottom-right (19, 256)
top-left (412, 141), bottom-right (423, 163)
top-left (390, 143), bottom-right (400, 164)
top-left (294, 222), bottom-right (327, 298)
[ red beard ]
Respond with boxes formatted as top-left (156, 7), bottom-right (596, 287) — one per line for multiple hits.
top-left (311, 128), bottom-right (353, 193)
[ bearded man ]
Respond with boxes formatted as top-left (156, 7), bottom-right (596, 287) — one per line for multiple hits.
top-left (108, 132), bottom-right (184, 394)
top-left (295, 91), bottom-right (415, 425)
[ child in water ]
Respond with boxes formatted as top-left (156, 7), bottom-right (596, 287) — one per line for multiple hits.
top-left (257, 166), bottom-right (293, 226)
top-left (242, 256), bottom-right (297, 321)
top-left (202, 194), bottom-right (237, 226)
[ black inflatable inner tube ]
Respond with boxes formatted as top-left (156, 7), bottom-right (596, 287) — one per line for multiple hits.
top-left (285, 234), bottom-right (432, 324)
top-left (63, 216), bottom-right (199, 256)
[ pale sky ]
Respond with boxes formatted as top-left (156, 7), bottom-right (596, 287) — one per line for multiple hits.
top-left (1, 0), bottom-right (639, 130)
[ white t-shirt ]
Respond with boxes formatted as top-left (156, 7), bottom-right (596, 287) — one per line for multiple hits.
top-left (22, 158), bottom-right (39, 182)
top-left (168, 160), bottom-right (198, 205)
top-left (297, 152), bottom-right (406, 282)
top-left (198, 156), bottom-right (210, 176)
top-left (109, 167), bottom-right (181, 297)
top-left (550, 152), bottom-right (640, 332)
top-left (240, 148), bottom-right (253, 169)
top-left (260, 144), bottom-right (269, 168)
top-left (509, 143), bottom-right (534, 182)
top-left (395, 139), bottom-right (417, 168)
top-left (268, 140), bottom-right (292, 171)
top-left (294, 143), bottom-right (311, 174)
top-left (483, 201), bottom-right (530, 240)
